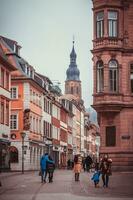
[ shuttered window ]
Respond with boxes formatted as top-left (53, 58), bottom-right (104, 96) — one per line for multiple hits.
top-left (106, 126), bottom-right (116, 146)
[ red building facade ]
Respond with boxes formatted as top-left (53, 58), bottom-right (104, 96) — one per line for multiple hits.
top-left (92, 0), bottom-right (133, 170)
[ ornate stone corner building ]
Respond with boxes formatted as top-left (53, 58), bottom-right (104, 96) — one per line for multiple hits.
top-left (92, 0), bottom-right (133, 170)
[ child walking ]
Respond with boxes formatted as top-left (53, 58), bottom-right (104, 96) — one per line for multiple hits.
top-left (91, 170), bottom-right (101, 188)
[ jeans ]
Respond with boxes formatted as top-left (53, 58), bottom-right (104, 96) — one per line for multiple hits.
top-left (102, 174), bottom-right (109, 187)
top-left (41, 169), bottom-right (47, 182)
top-left (48, 172), bottom-right (53, 182)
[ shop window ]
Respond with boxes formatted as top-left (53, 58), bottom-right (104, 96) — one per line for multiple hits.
top-left (106, 126), bottom-right (116, 146)
top-left (96, 11), bottom-right (104, 38)
top-left (108, 11), bottom-right (118, 37)
top-left (96, 60), bottom-right (104, 92)
top-left (10, 146), bottom-right (18, 163)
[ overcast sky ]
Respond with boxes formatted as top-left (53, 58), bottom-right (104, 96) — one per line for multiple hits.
top-left (0, 0), bottom-right (93, 108)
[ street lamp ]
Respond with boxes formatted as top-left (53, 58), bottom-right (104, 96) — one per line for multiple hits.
top-left (20, 132), bottom-right (26, 174)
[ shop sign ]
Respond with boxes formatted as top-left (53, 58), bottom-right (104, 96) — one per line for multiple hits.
top-left (2, 133), bottom-right (8, 138)
top-left (121, 135), bottom-right (130, 140)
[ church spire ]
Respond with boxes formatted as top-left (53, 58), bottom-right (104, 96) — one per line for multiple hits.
top-left (66, 40), bottom-right (80, 81)
top-left (65, 39), bottom-right (82, 101)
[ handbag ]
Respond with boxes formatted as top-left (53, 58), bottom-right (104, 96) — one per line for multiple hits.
top-left (39, 170), bottom-right (42, 176)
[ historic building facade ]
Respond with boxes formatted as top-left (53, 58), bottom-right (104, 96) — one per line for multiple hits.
top-left (0, 38), bottom-right (16, 171)
top-left (92, 0), bottom-right (133, 170)
top-left (64, 41), bottom-right (85, 156)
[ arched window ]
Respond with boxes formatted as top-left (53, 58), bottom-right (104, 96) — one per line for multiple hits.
top-left (71, 86), bottom-right (74, 94)
top-left (76, 87), bottom-right (79, 94)
top-left (97, 60), bottom-right (104, 92)
top-left (10, 146), bottom-right (18, 163)
top-left (109, 60), bottom-right (118, 92)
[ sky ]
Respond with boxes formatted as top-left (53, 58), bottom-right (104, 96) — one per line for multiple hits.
top-left (0, 0), bottom-right (93, 108)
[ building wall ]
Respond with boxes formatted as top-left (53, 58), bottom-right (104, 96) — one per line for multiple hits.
top-left (92, 0), bottom-right (133, 170)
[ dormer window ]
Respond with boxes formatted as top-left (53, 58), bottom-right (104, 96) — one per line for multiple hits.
top-left (108, 11), bottom-right (118, 37)
top-left (96, 11), bottom-right (104, 38)
top-left (27, 66), bottom-right (30, 76)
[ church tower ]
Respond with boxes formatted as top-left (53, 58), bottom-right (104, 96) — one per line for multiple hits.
top-left (65, 41), bottom-right (82, 101)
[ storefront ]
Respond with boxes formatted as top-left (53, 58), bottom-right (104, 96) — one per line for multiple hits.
top-left (52, 146), bottom-right (60, 168)
top-left (0, 139), bottom-right (10, 171)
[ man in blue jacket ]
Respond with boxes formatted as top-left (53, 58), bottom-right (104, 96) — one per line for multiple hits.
top-left (40, 153), bottom-right (54, 183)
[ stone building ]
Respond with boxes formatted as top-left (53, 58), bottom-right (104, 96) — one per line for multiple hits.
top-left (92, 0), bottom-right (133, 170)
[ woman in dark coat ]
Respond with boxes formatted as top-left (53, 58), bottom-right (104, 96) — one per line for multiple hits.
top-left (46, 156), bottom-right (55, 183)
top-left (100, 154), bottom-right (112, 188)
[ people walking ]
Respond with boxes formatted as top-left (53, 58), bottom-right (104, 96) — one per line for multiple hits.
top-left (82, 157), bottom-right (86, 172)
top-left (40, 153), bottom-right (54, 183)
top-left (85, 155), bottom-right (93, 172)
top-left (46, 156), bottom-right (55, 183)
top-left (73, 154), bottom-right (82, 181)
top-left (100, 154), bottom-right (112, 188)
top-left (91, 169), bottom-right (101, 188)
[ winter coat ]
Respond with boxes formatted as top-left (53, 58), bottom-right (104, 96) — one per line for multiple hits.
top-left (85, 156), bottom-right (93, 166)
top-left (73, 156), bottom-right (82, 173)
top-left (100, 158), bottom-right (112, 175)
top-left (40, 155), bottom-right (54, 170)
top-left (46, 162), bottom-right (55, 173)
top-left (91, 171), bottom-right (101, 182)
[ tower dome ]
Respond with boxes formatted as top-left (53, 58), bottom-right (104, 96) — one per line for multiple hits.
top-left (66, 40), bottom-right (80, 81)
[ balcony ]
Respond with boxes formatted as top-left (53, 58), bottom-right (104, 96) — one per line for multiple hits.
top-left (93, 37), bottom-right (123, 50)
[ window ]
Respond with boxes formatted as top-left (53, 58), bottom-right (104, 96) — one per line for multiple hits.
top-left (96, 60), bottom-right (104, 92)
top-left (1, 99), bottom-right (4, 124)
top-left (108, 11), bottom-right (118, 37)
top-left (130, 64), bottom-right (133, 93)
top-left (1, 68), bottom-right (4, 87)
top-left (30, 89), bottom-right (33, 102)
top-left (6, 72), bottom-right (9, 90)
top-left (106, 126), bottom-right (116, 146)
top-left (33, 92), bottom-right (35, 103)
top-left (96, 11), bottom-right (104, 38)
top-left (109, 60), bottom-right (118, 92)
top-left (10, 146), bottom-right (18, 163)
top-left (10, 114), bottom-right (18, 130)
top-left (77, 87), bottom-right (79, 94)
top-left (11, 87), bottom-right (18, 99)
top-left (6, 101), bottom-right (9, 125)
top-left (71, 86), bottom-right (74, 94)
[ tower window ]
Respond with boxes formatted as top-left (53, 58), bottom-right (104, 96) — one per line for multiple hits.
top-left (109, 60), bottom-right (118, 92)
top-left (71, 86), bottom-right (74, 94)
top-left (130, 64), bottom-right (133, 93)
top-left (108, 11), bottom-right (118, 37)
top-left (96, 11), bottom-right (104, 38)
top-left (96, 60), bottom-right (104, 92)
top-left (106, 126), bottom-right (116, 147)
top-left (77, 87), bottom-right (79, 94)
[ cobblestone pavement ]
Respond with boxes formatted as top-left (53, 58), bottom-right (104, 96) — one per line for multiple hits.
top-left (0, 170), bottom-right (133, 200)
